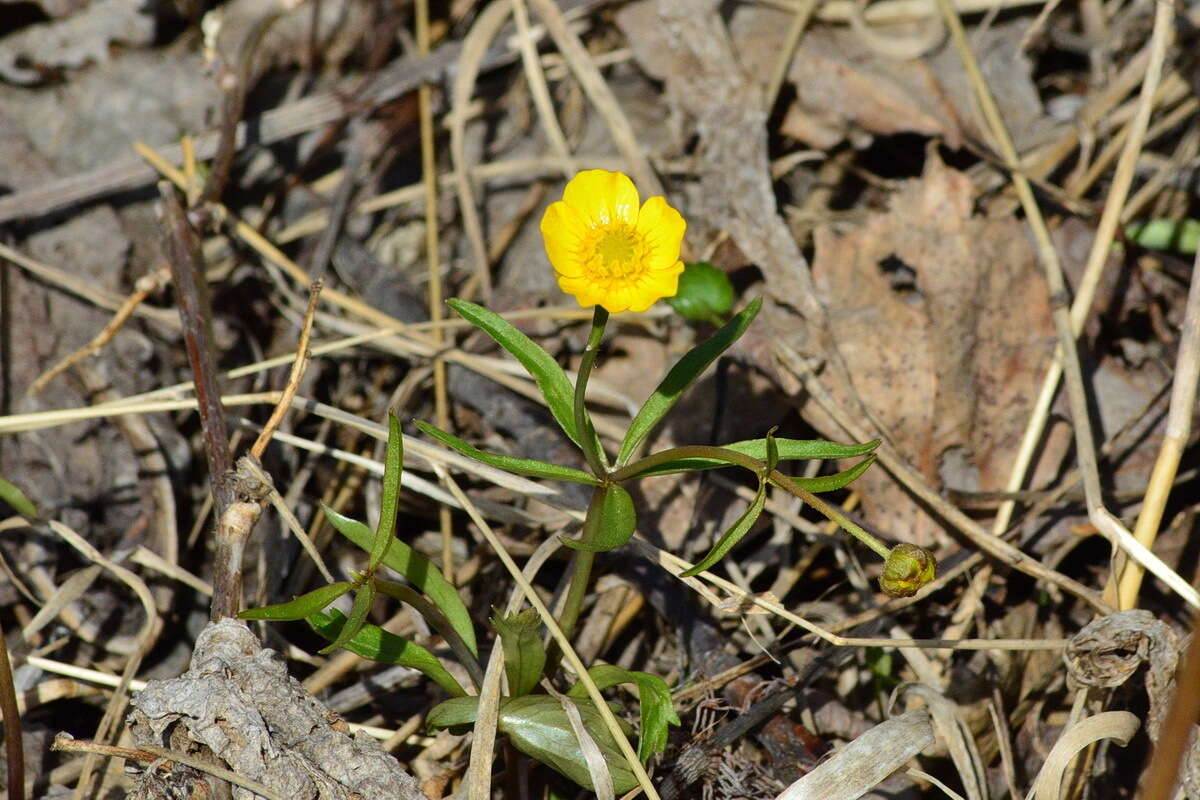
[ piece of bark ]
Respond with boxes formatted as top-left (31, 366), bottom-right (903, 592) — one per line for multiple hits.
top-left (128, 619), bottom-right (427, 800)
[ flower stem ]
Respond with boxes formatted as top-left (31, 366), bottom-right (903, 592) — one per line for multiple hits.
top-left (573, 306), bottom-right (609, 476)
top-left (546, 486), bottom-right (607, 674)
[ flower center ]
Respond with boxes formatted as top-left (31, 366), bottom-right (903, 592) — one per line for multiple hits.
top-left (588, 226), bottom-right (643, 279)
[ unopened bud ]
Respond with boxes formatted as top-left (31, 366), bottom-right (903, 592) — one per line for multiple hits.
top-left (879, 543), bottom-right (936, 598)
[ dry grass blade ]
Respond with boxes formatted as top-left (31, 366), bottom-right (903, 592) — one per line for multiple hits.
top-left (893, 684), bottom-right (987, 800)
top-left (557, 688), bottom-right (616, 800)
top-left (1031, 712), bottom-right (1140, 800)
top-left (775, 709), bottom-right (935, 799)
top-left (1114, 243), bottom-right (1200, 608)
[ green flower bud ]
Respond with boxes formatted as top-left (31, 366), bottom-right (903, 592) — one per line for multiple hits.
top-left (879, 543), bottom-right (936, 598)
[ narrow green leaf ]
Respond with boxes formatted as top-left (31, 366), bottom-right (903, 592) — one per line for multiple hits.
top-left (784, 454), bottom-right (876, 494)
top-left (326, 505), bottom-right (478, 657)
top-left (567, 665), bottom-right (681, 762)
top-left (308, 610), bottom-right (467, 697)
top-left (0, 477), bottom-right (38, 518)
top-left (238, 581), bottom-right (355, 621)
top-left (426, 696), bottom-right (481, 730)
top-left (415, 421), bottom-right (601, 485)
top-left (447, 299), bottom-right (580, 446)
top-left (681, 479), bottom-right (769, 577)
top-left (562, 484), bottom-right (636, 552)
top-left (620, 437), bottom-right (879, 479)
top-left (616, 298), bottom-right (761, 467)
top-left (320, 580), bottom-right (376, 654)
top-left (491, 608), bottom-right (546, 697)
top-left (499, 695), bottom-right (638, 794)
top-left (369, 413), bottom-right (404, 570)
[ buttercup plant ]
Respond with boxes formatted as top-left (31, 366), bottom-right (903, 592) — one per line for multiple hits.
top-left (240, 170), bottom-right (936, 795)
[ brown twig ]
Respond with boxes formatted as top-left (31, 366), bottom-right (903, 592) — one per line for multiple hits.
top-left (158, 182), bottom-right (233, 519)
top-left (1138, 613), bottom-right (1200, 800)
top-left (0, 616), bottom-right (25, 800)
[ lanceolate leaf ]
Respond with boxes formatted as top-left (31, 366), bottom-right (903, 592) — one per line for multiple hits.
top-left (681, 479), bottom-right (769, 577)
top-left (308, 610), bottom-right (467, 697)
top-left (567, 665), bottom-right (681, 762)
top-left (238, 581), bottom-right (354, 621)
top-left (447, 299), bottom-right (581, 446)
top-left (498, 695), bottom-right (637, 795)
top-left (320, 580), bottom-right (376, 654)
top-left (491, 608), bottom-right (546, 697)
top-left (619, 437), bottom-right (879, 479)
top-left (780, 454), bottom-right (876, 494)
top-left (414, 421), bottom-right (601, 485)
top-left (369, 413), bottom-right (404, 571)
top-left (616, 298), bottom-right (762, 467)
top-left (561, 484), bottom-right (637, 552)
top-left (326, 505), bottom-right (478, 657)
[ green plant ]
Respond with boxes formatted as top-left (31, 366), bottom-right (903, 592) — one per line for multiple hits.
top-left (240, 170), bottom-right (936, 795)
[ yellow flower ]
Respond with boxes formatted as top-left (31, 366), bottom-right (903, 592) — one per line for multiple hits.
top-left (540, 170), bottom-right (686, 313)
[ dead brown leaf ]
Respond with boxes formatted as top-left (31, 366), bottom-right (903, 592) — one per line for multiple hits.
top-left (807, 152), bottom-right (1056, 546)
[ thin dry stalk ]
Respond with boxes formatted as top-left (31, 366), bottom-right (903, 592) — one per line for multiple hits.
top-left (1114, 245), bottom-right (1200, 607)
top-left (27, 268), bottom-right (170, 395)
top-left (249, 280), bottom-right (322, 460)
top-left (449, 1), bottom-right (511, 299)
top-left (937, 0), bottom-right (1199, 611)
top-left (526, 0), bottom-right (664, 197)
top-left (989, 0), bottom-right (1176, 542)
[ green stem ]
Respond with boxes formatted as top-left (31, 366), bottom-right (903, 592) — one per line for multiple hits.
top-left (574, 307), bottom-right (609, 476)
top-left (546, 486), bottom-right (607, 674)
top-left (615, 444), bottom-right (891, 560)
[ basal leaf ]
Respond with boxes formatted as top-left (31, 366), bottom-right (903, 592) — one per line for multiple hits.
top-left (491, 608), bottom-right (546, 697)
top-left (616, 298), bottom-right (761, 467)
top-left (561, 484), bottom-right (636, 552)
top-left (326, 505), bottom-right (478, 657)
top-left (308, 610), bottom-right (467, 697)
top-left (238, 581), bottom-right (354, 621)
top-left (499, 695), bottom-right (637, 794)
top-left (681, 479), bottom-right (768, 577)
top-left (415, 421), bottom-right (600, 485)
top-left (447, 299), bottom-right (580, 446)
top-left (567, 665), bottom-right (681, 762)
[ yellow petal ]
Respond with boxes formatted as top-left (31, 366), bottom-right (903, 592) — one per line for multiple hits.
top-left (563, 170), bottom-right (640, 227)
top-left (600, 284), bottom-right (635, 313)
top-left (540, 201), bottom-right (590, 277)
top-left (642, 266), bottom-right (683, 301)
top-left (635, 195), bottom-right (687, 271)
